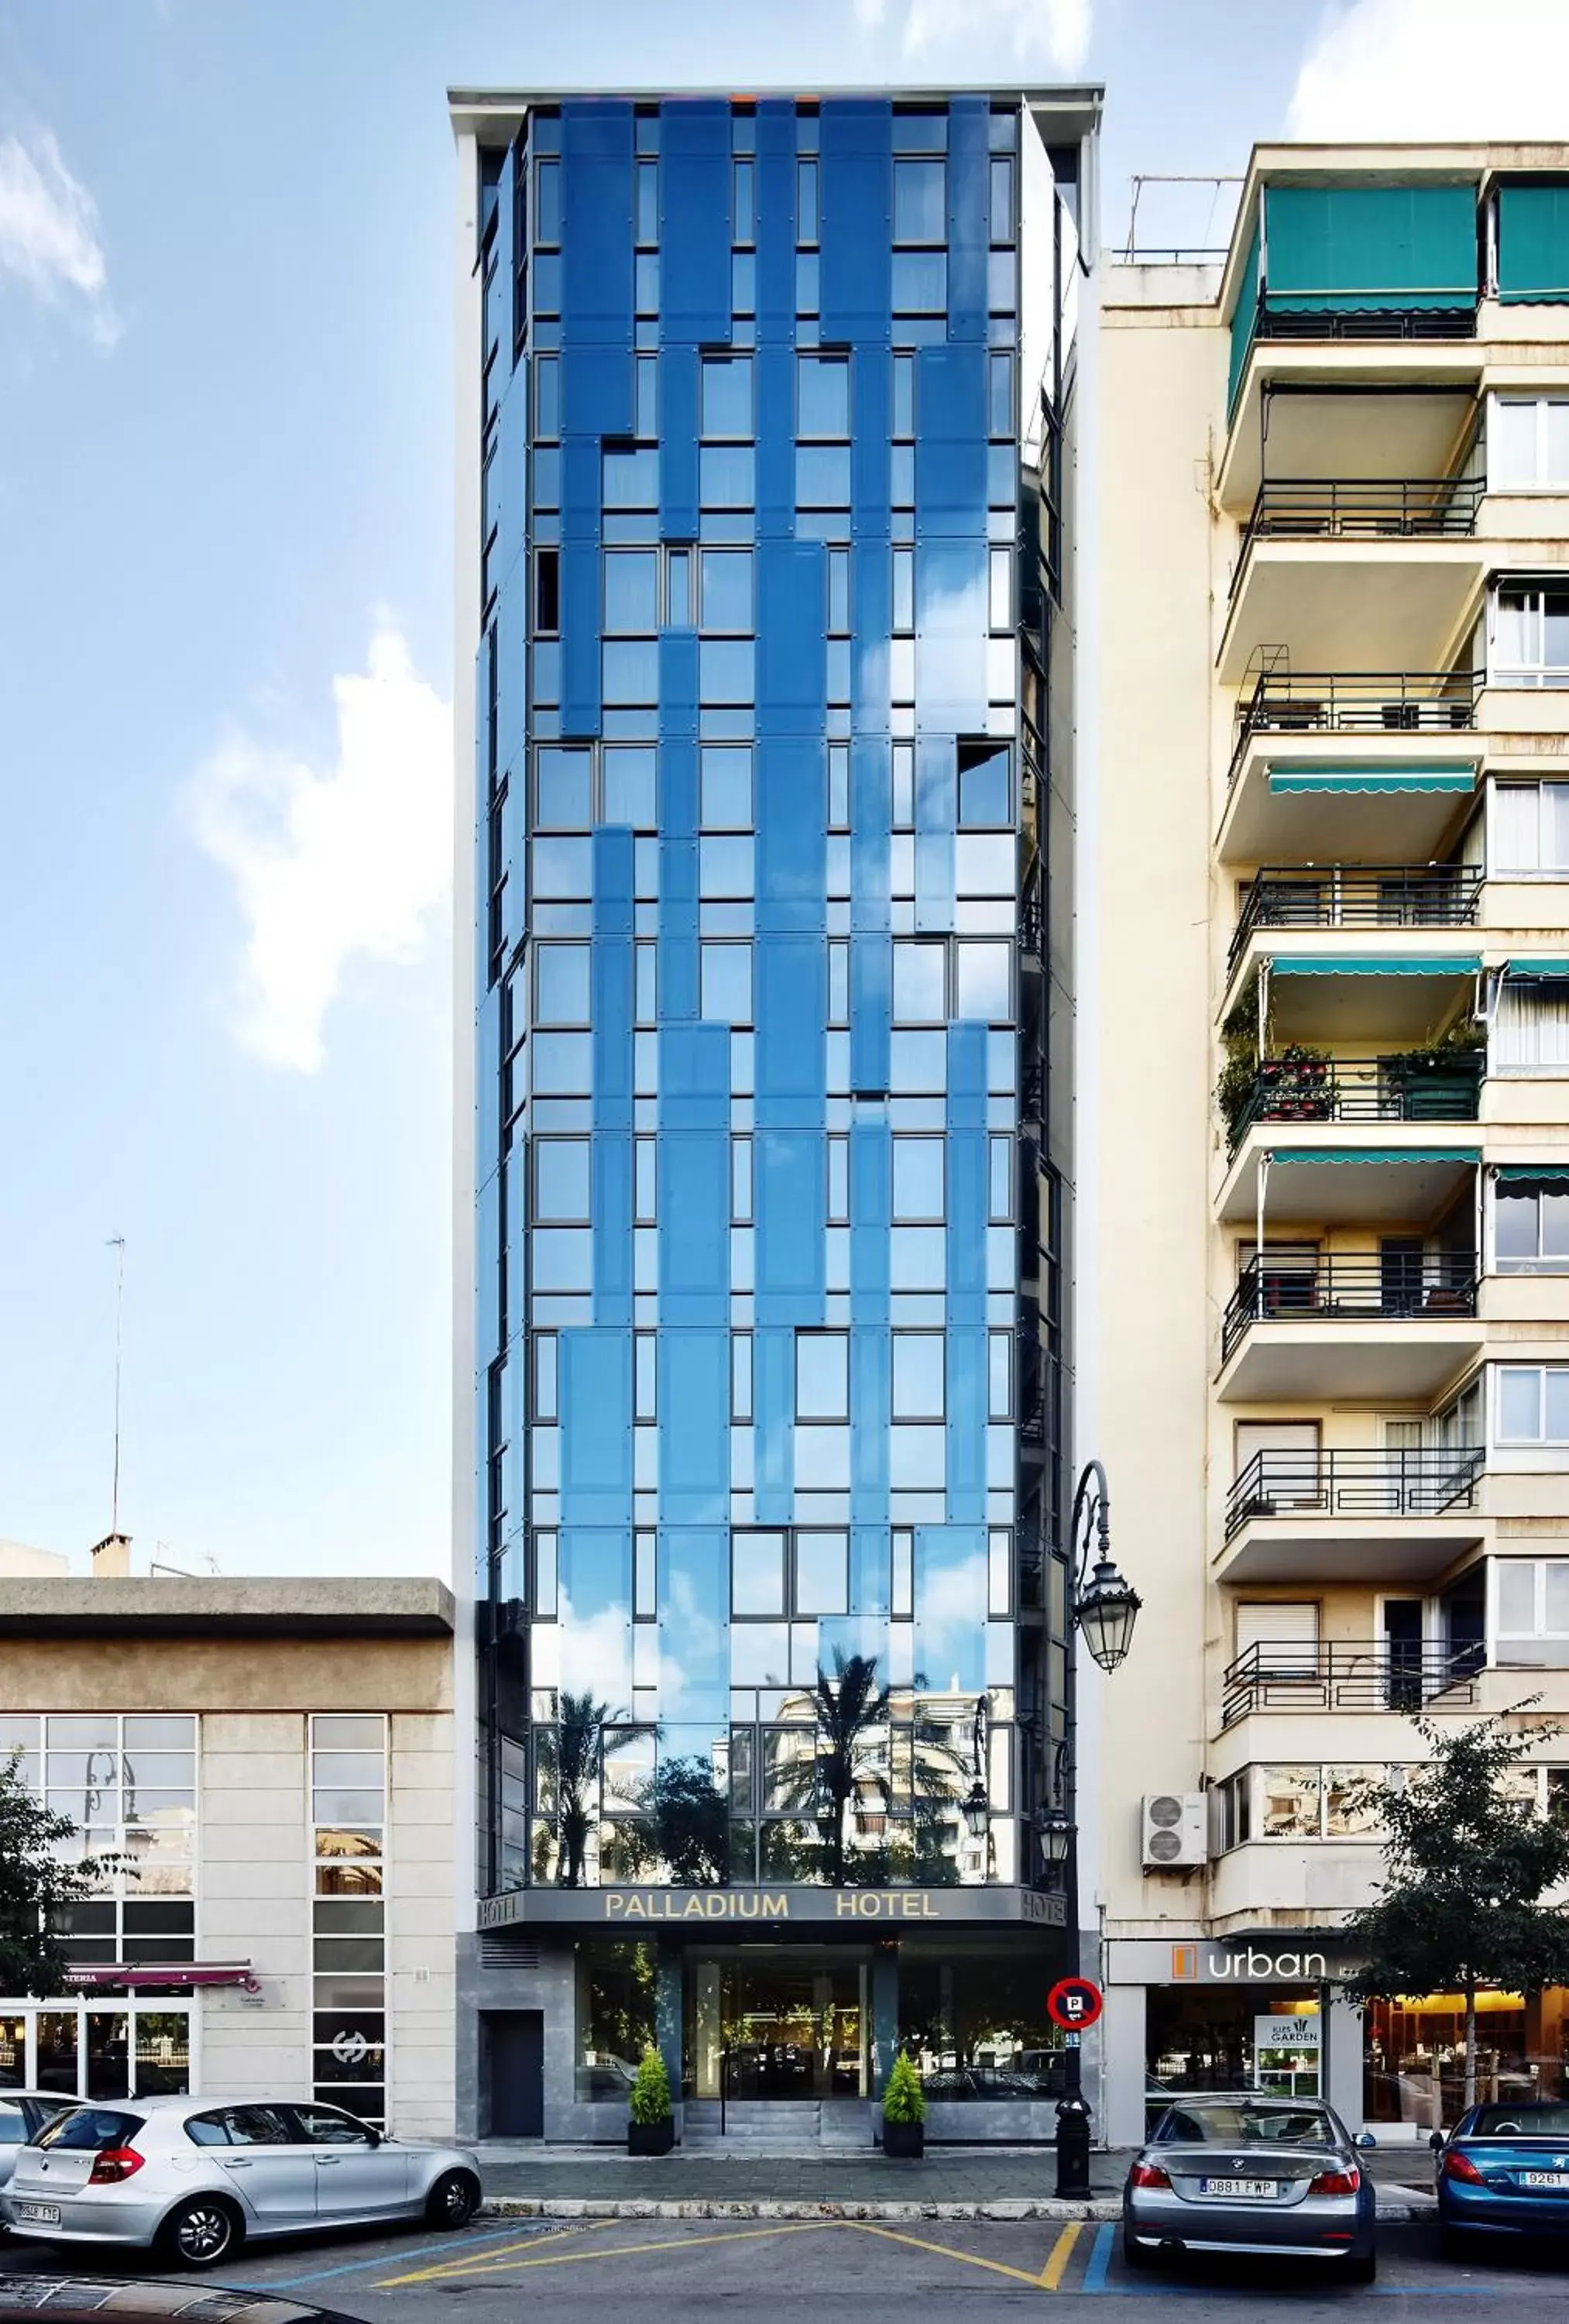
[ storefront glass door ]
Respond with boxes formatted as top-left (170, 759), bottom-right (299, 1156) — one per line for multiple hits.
top-left (687, 1958), bottom-right (867, 2100)
top-left (0, 2003), bottom-right (193, 2101)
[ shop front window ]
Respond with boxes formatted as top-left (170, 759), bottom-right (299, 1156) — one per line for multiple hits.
top-left (575, 1940), bottom-right (657, 2103)
top-left (1147, 1985), bottom-right (1322, 2107)
top-left (1363, 1990), bottom-right (1563, 2128)
top-left (898, 1950), bottom-right (1064, 2099)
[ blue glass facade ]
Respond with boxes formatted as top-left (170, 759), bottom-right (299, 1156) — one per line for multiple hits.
top-left (469, 93), bottom-right (1080, 1941)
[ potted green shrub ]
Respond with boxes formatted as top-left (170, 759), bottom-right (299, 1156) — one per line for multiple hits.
top-left (627, 2044), bottom-right (675, 2156)
top-left (881, 2048), bottom-right (927, 2159)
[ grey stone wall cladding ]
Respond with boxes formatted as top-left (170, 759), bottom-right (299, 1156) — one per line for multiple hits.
top-left (459, 1935), bottom-right (1063, 2145)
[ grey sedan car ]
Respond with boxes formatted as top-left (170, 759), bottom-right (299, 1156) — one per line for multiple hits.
top-left (0, 2094), bottom-right (77, 2198)
top-left (1124, 2094), bottom-right (1377, 2281)
top-left (3, 2096), bottom-right (482, 2269)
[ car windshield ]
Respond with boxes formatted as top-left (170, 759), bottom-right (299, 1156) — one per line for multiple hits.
top-left (1155, 2101), bottom-right (1337, 2149)
top-left (1470, 2106), bottom-right (1569, 2139)
top-left (34, 2107), bottom-right (144, 2153)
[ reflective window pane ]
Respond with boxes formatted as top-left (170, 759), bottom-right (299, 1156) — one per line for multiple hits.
top-left (892, 1335), bottom-right (945, 1419)
top-left (701, 746), bottom-right (752, 828)
top-left (536, 748), bottom-right (592, 829)
top-left (534, 1140), bottom-right (590, 1222)
top-left (603, 746), bottom-right (656, 827)
top-left (535, 944), bottom-right (591, 1026)
top-left (894, 158), bottom-right (946, 242)
top-left (796, 1333), bottom-right (848, 1420)
top-left (798, 357), bottom-right (850, 439)
top-left (795, 1532), bottom-right (849, 1618)
top-left (700, 551), bottom-right (753, 632)
top-left (733, 1533), bottom-right (785, 1618)
top-left (604, 551), bottom-right (659, 634)
top-left (701, 357), bottom-right (753, 439)
top-left (893, 1137), bottom-right (944, 1220)
top-left (893, 940), bottom-right (946, 1024)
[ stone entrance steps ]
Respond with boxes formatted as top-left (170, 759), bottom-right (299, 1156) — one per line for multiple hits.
top-left (683, 2099), bottom-right (872, 2151)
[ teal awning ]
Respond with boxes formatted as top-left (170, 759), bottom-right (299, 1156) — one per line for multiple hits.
top-left (1266, 762), bottom-right (1475, 796)
top-left (1508, 958), bottom-right (1569, 980)
top-left (1496, 1164), bottom-right (1569, 1182)
top-left (1227, 215), bottom-right (1262, 413)
top-left (1263, 181), bottom-right (1478, 313)
top-left (1270, 954), bottom-right (1481, 977)
top-left (1268, 1147), bottom-right (1481, 1166)
top-left (1498, 181), bottom-right (1569, 304)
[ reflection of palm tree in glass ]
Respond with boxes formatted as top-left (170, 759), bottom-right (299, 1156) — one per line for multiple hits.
top-left (774, 1657), bottom-right (973, 1887)
top-left (647, 1756), bottom-right (729, 1886)
top-left (556, 1693), bottom-right (611, 1889)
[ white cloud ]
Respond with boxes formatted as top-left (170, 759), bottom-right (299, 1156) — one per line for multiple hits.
top-left (186, 623), bottom-right (452, 1074)
top-left (0, 129), bottom-right (117, 346)
top-left (861, 0), bottom-right (1090, 74)
top-left (1288, 0), bottom-right (1569, 139)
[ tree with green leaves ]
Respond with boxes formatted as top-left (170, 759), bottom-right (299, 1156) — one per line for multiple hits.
top-left (0, 1755), bottom-right (114, 1995)
top-left (1342, 1711), bottom-right (1569, 2111)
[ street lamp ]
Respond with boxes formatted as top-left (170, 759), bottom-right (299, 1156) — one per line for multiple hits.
top-left (962, 1697), bottom-right (990, 1842)
top-left (1050, 1458), bottom-right (1141, 2199)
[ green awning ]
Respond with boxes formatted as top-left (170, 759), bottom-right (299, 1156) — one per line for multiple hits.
top-left (1271, 954), bottom-right (1481, 977)
top-left (1496, 1164), bottom-right (1569, 1182)
top-left (1267, 1148), bottom-right (1481, 1166)
top-left (1498, 182), bottom-right (1569, 304)
top-left (1266, 762), bottom-right (1476, 796)
top-left (1508, 959), bottom-right (1569, 980)
top-left (1263, 182), bottom-right (1478, 313)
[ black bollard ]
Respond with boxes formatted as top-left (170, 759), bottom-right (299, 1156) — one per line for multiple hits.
top-left (1055, 2090), bottom-right (1093, 2200)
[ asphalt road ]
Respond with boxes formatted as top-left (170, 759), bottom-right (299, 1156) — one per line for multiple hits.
top-left (7, 2216), bottom-right (1569, 2319)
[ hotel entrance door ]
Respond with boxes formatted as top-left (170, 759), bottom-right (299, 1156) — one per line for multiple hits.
top-left (686, 1955), bottom-right (867, 2100)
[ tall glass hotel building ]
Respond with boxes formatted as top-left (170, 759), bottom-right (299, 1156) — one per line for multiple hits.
top-left (451, 84), bottom-right (1100, 2142)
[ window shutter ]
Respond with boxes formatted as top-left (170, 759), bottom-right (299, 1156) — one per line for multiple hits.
top-left (1235, 1600), bottom-right (1320, 1675)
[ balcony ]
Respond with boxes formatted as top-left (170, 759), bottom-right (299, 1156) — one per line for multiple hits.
top-left (1225, 1050), bottom-right (1483, 1154)
top-left (1218, 1251), bottom-right (1481, 1399)
top-left (1217, 1128), bottom-right (1479, 1231)
top-left (1221, 1637), bottom-right (1481, 1728)
top-left (1217, 731), bottom-right (1478, 868)
top-left (1228, 668), bottom-right (1481, 792)
top-left (1233, 476), bottom-right (1483, 591)
top-left (1227, 865), bottom-right (1482, 982)
top-left (1220, 1447), bottom-right (1486, 1584)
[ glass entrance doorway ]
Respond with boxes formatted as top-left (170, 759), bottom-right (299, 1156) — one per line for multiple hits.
top-left (686, 1955), bottom-right (867, 2100)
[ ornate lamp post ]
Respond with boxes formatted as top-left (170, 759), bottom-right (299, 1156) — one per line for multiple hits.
top-left (1051, 1459), bottom-right (1141, 2198)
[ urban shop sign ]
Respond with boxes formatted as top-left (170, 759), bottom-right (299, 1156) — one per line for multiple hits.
top-left (1104, 1938), bottom-right (1350, 1987)
top-left (477, 1885), bottom-right (1067, 1931)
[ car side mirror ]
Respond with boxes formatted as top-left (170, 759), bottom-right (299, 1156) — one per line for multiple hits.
top-left (1354, 2131), bottom-right (1377, 2150)
top-left (1429, 2130), bottom-right (1444, 2153)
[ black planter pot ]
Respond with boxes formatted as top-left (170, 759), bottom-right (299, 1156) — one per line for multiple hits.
top-left (881, 2119), bottom-right (924, 2159)
top-left (629, 2118), bottom-right (675, 2155)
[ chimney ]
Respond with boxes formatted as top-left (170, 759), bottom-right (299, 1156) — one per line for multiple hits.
top-left (90, 1533), bottom-right (131, 1579)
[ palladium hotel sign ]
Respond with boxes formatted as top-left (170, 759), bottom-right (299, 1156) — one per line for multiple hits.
top-left (478, 1885), bottom-right (1066, 1930)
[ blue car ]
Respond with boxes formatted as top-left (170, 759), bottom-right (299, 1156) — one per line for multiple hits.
top-left (1434, 2102), bottom-right (1569, 2257)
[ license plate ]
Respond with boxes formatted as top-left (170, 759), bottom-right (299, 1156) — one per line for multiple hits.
top-left (15, 2203), bottom-right (61, 2226)
top-left (1521, 2172), bottom-right (1569, 2189)
top-left (1199, 2178), bottom-right (1277, 2199)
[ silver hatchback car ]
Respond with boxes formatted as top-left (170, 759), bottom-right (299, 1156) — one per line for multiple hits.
top-left (1124, 2093), bottom-right (1378, 2281)
top-left (3, 2095), bottom-right (482, 2269)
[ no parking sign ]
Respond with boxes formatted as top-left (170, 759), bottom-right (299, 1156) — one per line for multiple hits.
top-left (1045, 1975), bottom-right (1104, 2033)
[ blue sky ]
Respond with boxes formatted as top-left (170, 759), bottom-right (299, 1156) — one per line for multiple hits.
top-left (0, 0), bottom-right (1560, 1577)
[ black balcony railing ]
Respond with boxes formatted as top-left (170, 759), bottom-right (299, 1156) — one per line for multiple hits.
top-left (1227, 1051), bottom-right (1483, 1152)
top-left (1229, 666), bottom-right (1481, 787)
top-left (1232, 476), bottom-right (1484, 597)
top-left (1221, 1253), bottom-right (1478, 1366)
top-left (1222, 1637), bottom-right (1481, 1727)
top-left (1224, 1446), bottom-right (1485, 1541)
top-left (1251, 299), bottom-right (1478, 351)
top-left (1228, 865), bottom-right (1482, 977)
top-left (1020, 859), bottom-right (1044, 961)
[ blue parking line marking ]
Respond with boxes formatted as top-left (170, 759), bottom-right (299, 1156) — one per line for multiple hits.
top-left (1083, 2222), bottom-right (1114, 2291)
top-left (252, 2221), bottom-right (550, 2288)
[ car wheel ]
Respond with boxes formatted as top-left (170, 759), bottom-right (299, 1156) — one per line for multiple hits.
top-left (425, 2169), bottom-right (481, 2230)
top-left (1121, 2228), bottom-right (1156, 2271)
top-left (158, 2195), bottom-right (243, 2270)
top-left (1343, 2250), bottom-right (1377, 2284)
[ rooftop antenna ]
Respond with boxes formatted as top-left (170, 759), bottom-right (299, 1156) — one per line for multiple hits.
top-left (107, 1236), bottom-right (125, 1535)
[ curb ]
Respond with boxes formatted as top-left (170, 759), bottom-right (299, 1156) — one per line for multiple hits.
top-left (479, 2190), bottom-right (1439, 2226)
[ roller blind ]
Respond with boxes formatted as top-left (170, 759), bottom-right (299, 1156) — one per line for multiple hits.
top-left (1498, 182), bottom-right (1569, 304)
top-left (1235, 1600), bottom-right (1320, 1674)
top-left (1265, 182), bottom-right (1478, 311)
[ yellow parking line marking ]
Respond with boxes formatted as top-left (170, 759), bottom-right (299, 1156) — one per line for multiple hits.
top-left (847, 2219), bottom-right (1051, 2288)
top-left (1038, 2219), bottom-right (1082, 2288)
top-left (376, 2222), bottom-right (609, 2284)
top-left (377, 2218), bottom-right (824, 2287)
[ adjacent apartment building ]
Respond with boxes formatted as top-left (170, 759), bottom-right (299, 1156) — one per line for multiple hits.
top-left (451, 84), bottom-right (1100, 2140)
top-left (1090, 146), bottom-right (1569, 2141)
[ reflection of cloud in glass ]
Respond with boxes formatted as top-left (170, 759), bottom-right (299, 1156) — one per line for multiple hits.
top-left (558, 1598), bottom-right (631, 1702)
top-left (914, 1530), bottom-right (987, 1694)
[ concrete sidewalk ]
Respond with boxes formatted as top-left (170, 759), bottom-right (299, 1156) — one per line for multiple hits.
top-left (474, 2141), bottom-right (1439, 2224)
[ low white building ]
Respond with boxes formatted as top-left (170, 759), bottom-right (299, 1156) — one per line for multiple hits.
top-left (0, 1568), bottom-right (455, 2137)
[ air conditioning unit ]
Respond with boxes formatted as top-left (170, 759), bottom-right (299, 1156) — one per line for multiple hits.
top-left (1142, 1792), bottom-right (1207, 1869)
